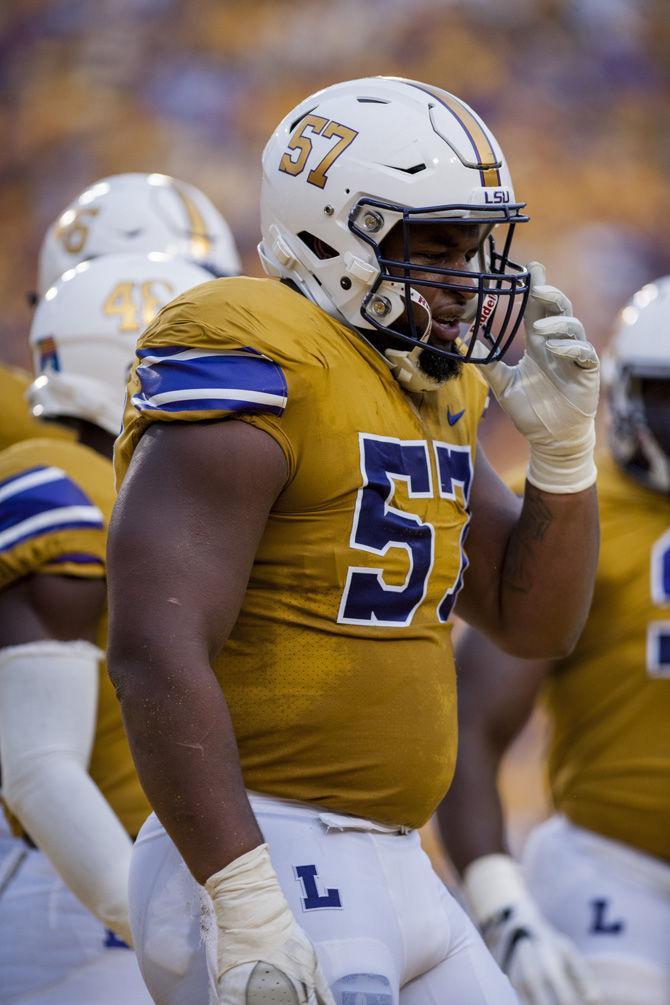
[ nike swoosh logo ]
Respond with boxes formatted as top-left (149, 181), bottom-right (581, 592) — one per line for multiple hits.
top-left (447, 407), bottom-right (465, 426)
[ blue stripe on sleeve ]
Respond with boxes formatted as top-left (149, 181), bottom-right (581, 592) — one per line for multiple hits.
top-left (48, 552), bottom-right (105, 567)
top-left (133, 346), bottom-right (288, 417)
top-left (0, 466), bottom-right (105, 553)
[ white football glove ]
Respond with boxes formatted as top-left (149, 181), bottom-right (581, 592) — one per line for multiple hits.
top-left (478, 263), bottom-right (599, 493)
top-left (206, 843), bottom-right (335, 1005)
top-left (464, 854), bottom-right (602, 1005)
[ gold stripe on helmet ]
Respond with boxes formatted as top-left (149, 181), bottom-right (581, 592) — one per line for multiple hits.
top-left (437, 91), bottom-right (501, 186)
top-left (172, 185), bottom-right (212, 259)
top-left (395, 79), bottom-right (501, 186)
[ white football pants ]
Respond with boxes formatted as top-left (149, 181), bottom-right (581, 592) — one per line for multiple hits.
top-left (522, 815), bottom-right (670, 1005)
top-left (0, 842), bottom-right (153, 1004)
top-left (129, 793), bottom-right (519, 1004)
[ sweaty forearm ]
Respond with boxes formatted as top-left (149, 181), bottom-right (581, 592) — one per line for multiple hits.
top-left (498, 481), bottom-right (598, 657)
top-left (110, 651), bottom-right (263, 884)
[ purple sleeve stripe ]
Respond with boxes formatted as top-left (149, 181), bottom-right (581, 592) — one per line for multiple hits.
top-left (48, 552), bottom-right (105, 567)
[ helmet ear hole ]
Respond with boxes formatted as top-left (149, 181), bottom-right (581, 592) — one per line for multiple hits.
top-left (297, 231), bottom-right (338, 260)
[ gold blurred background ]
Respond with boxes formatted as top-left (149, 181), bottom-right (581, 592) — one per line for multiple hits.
top-left (3, 0), bottom-right (670, 368)
top-left (2, 0), bottom-right (669, 877)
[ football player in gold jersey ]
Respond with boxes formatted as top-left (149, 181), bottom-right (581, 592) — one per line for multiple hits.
top-left (437, 278), bottom-right (670, 1005)
top-left (0, 253), bottom-right (213, 1004)
top-left (108, 78), bottom-right (601, 1005)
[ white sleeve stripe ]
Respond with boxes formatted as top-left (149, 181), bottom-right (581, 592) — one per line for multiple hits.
top-left (131, 387), bottom-right (288, 409)
top-left (0, 505), bottom-right (104, 551)
top-left (138, 348), bottom-right (268, 366)
top-left (0, 467), bottom-right (66, 505)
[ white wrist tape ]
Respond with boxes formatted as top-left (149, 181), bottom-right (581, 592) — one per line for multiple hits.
top-left (527, 425), bottom-right (597, 494)
top-left (205, 843), bottom-right (293, 973)
top-left (0, 640), bottom-right (133, 945)
top-left (463, 853), bottom-right (528, 924)
top-left (206, 843), bottom-right (335, 1002)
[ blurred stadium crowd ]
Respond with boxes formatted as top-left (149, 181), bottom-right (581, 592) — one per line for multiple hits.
top-left (3, 0), bottom-right (669, 385)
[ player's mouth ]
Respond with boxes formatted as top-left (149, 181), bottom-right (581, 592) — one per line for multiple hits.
top-left (430, 309), bottom-right (465, 343)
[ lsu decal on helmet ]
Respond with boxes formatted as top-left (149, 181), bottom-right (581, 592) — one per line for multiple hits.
top-left (259, 76), bottom-right (530, 365)
top-left (29, 252), bottom-right (213, 434)
top-left (604, 275), bottom-right (670, 493)
top-left (38, 173), bottom-right (241, 295)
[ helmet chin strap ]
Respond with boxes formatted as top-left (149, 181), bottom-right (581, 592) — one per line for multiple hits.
top-left (384, 289), bottom-right (497, 392)
top-left (382, 287), bottom-right (441, 392)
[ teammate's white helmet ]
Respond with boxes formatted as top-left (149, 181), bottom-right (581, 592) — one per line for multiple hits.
top-left (38, 173), bottom-right (241, 295)
top-left (259, 76), bottom-right (530, 364)
top-left (28, 252), bottom-right (213, 435)
top-left (604, 276), bottom-right (670, 493)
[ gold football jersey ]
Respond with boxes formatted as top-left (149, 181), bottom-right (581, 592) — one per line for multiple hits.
top-left (545, 453), bottom-right (670, 860)
top-left (116, 276), bottom-right (489, 828)
top-left (0, 438), bottom-right (149, 837)
top-left (0, 363), bottom-right (74, 450)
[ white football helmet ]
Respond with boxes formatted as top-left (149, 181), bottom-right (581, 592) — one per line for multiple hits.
top-left (604, 275), bottom-right (670, 493)
top-left (259, 76), bottom-right (530, 364)
top-left (28, 252), bottom-right (212, 435)
top-left (38, 173), bottom-right (241, 295)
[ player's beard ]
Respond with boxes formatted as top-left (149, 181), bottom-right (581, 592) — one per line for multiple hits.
top-left (373, 312), bottom-right (463, 386)
top-left (398, 293), bottom-right (463, 383)
top-left (417, 343), bottom-right (463, 383)
top-left (364, 329), bottom-right (463, 385)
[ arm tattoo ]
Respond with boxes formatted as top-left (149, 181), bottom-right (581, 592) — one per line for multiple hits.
top-left (502, 489), bottom-right (553, 593)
